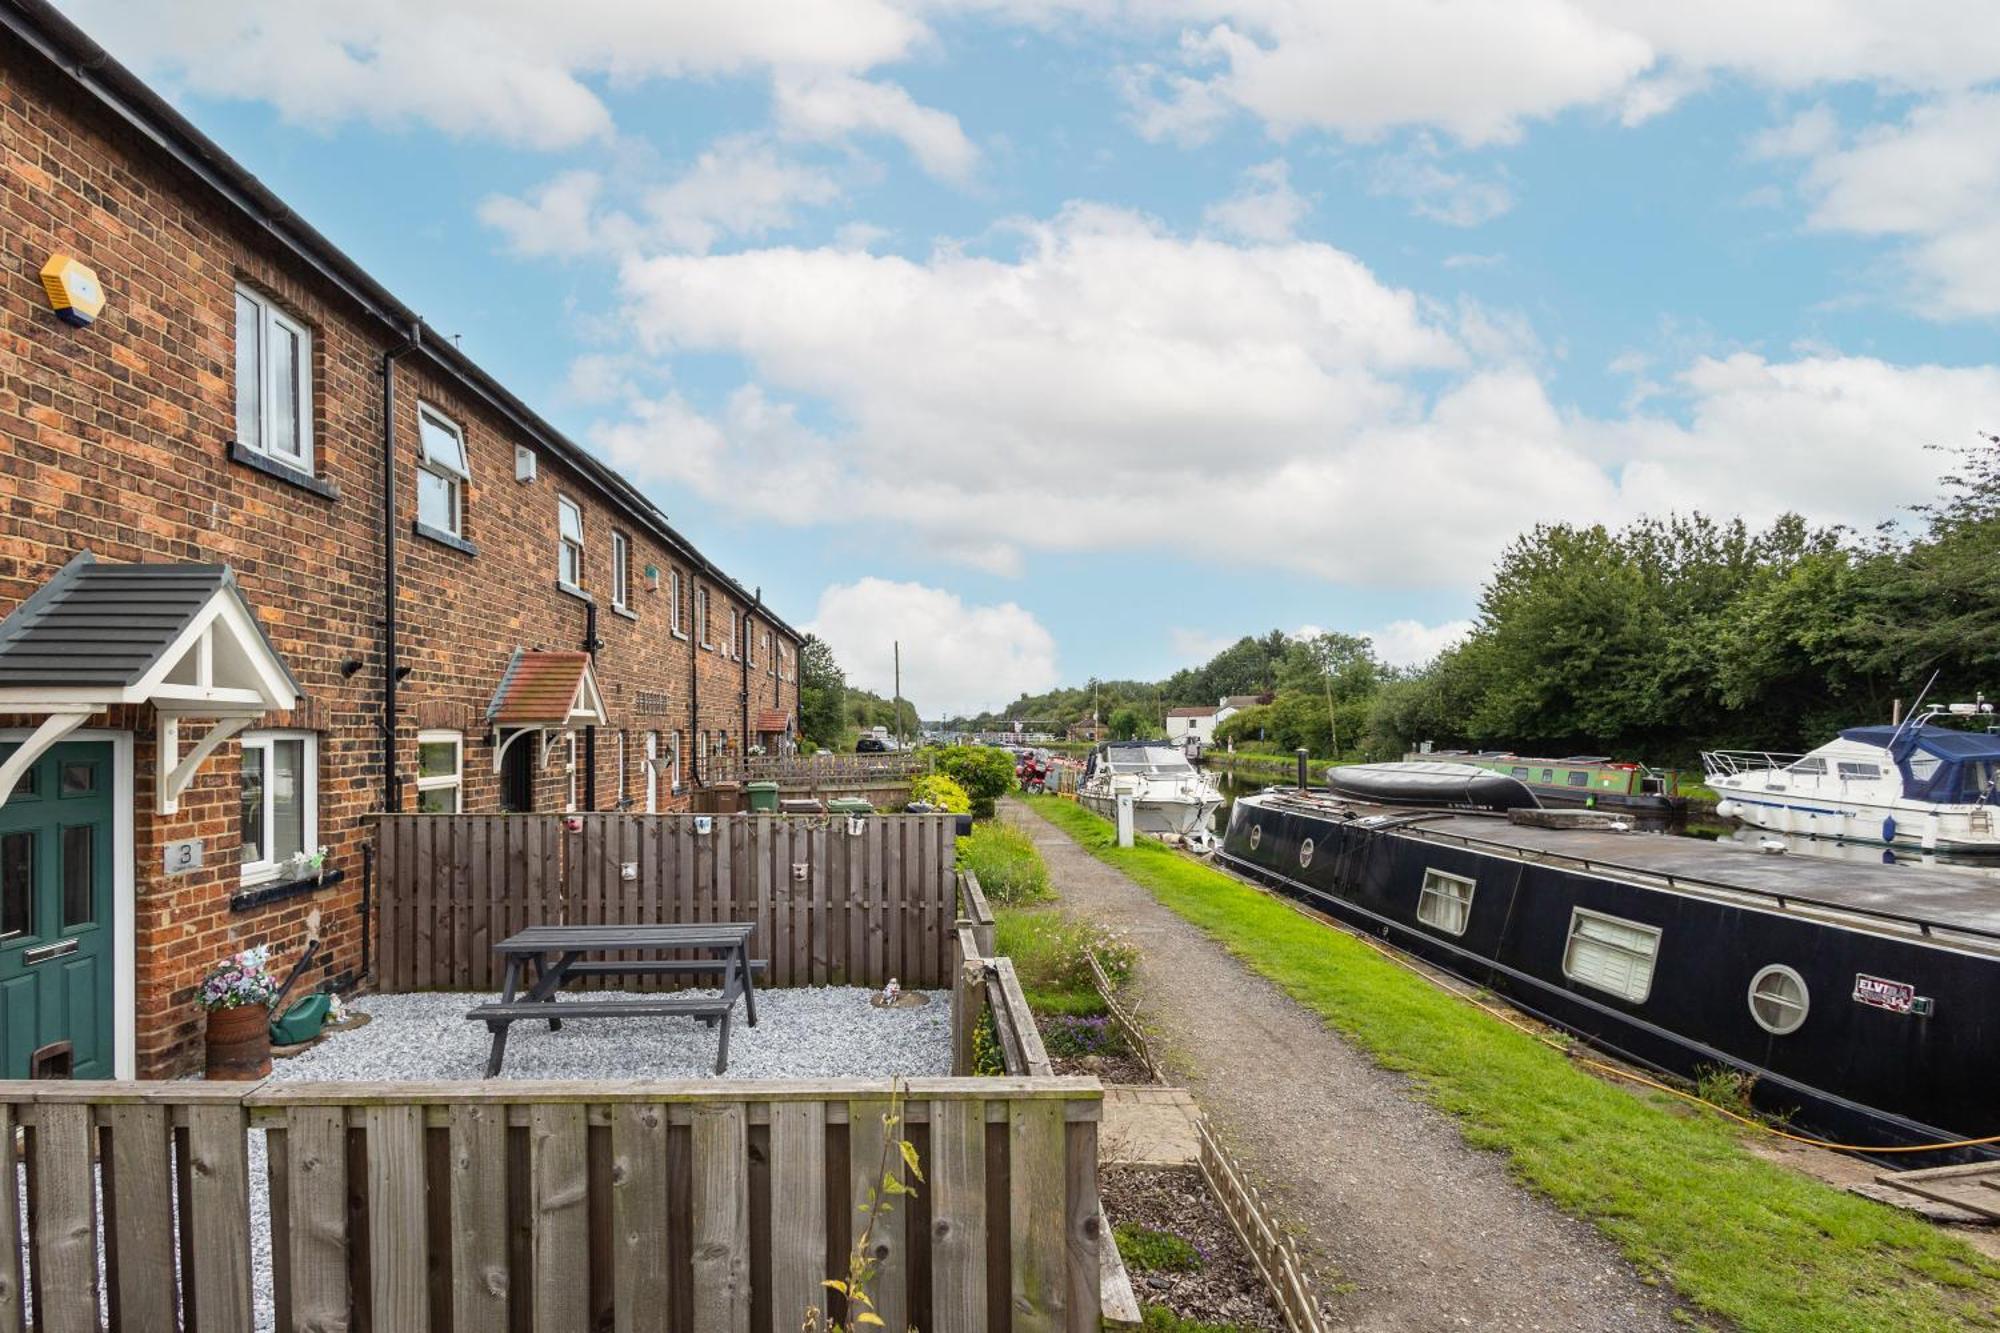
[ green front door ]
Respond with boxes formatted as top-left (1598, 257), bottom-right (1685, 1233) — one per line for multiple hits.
top-left (0, 741), bottom-right (115, 1078)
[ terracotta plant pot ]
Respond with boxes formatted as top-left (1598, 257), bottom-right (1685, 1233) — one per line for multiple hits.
top-left (204, 1002), bottom-right (272, 1080)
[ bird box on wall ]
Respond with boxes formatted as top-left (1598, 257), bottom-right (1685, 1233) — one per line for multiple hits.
top-left (40, 254), bottom-right (105, 327)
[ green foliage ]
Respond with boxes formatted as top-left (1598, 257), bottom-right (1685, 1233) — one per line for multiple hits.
top-left (798, 634), bottom-right (847, 750)
top-left (1039, 1011), bottom-right (1125, 1059)
top-left (1139, 1307), bottom-right (1258, 1333)
top-left (803, 1085), bottom-right (922, 1331)
top-left (1114, 1224), bottom-right (1203, 1274)
top-left (934, 745), bottom-right (1017, 816)
top-left (908, 773), bottom-right (971, 814)
top-left (971, 1005), bottom-right (1006, 1075)
top-left (958, 822), bottom-right (1051, 904)
top-left (994, 907), bottom-right (1137, 997)
top-left (1108, 704), bottom-right (1155, 740)
top-left (1029, 796), bottom-right (2000, 1332)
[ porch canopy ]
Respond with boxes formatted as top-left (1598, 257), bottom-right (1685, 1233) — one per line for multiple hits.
top-left (485, 648), bottom-right (608, 772)
top-left (0, 551), bottom-right (301, 811)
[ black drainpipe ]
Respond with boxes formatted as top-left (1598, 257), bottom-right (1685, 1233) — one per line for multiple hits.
top-left (689, 585), bottom-right (702, 788)
top-left (583, 599), bottom-right (602, 810)
top-left (741, 591), bottom-right (754, 753)
top-left (381, 323), bottom-right (420, 813)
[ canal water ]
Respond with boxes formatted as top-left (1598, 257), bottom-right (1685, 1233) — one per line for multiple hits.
top-left (1201, 764), bottom-right (2000, 879)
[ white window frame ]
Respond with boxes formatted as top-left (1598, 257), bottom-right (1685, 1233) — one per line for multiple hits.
top-left (1416, 868), bottom-right (1475, 937)
top-left (558, 496), bottom-right (585, 590)
top-left (1561, 907), bottom-right (1661, 1004)
top-left (728, 609), bottom-right (741, 660)
top-left (234, 284), bottom-right (314, 469)
top-left (610, 532), bottom-right (631, 612)
top-left (670, 730), bottom-right (684, 793)
top-left (697, 587), bottom-right (713, 649)
top-left (415, 730), bottom-right (463, 814)
top-left (415, 403), bottom-right (469, 537)
top-left (669, 570), bottom-right (687, 639)
top-left (240, 730), bottom-right (317, 884)
top-left (643, 732), bottom-right (660, 813)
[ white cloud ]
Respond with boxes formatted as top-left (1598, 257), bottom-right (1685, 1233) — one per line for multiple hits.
top-left (576, 200), bottom-right (1993, 589)
top-left (481, 137), bottom-right (842, 258)
top-left (806, 578), bottom-right (1060, 715)
top-left (1763, 93), bottom-right (2000, 316)
top-left (772, 73), bottom-right (980, 182)
top-left (1168, 628), bottom-right (1237, 663)
top-left (1202, 158), bottom-right (1309, 241)
top-left (1369, 140), bottom-right (1514, 227)
top-left (65, 0), bottom-right (931, 148)
top-left (1365, 619), bottom-right (1475, 667)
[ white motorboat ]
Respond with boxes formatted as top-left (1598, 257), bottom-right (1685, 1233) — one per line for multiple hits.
top-left (1703, 703), bottom-right (2000, 853)
top-left (1078, 742), bottom-right (1225, 839)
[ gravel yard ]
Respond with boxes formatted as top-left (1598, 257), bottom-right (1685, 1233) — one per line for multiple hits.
top-left (271, 985), bottom-right (951, 1082)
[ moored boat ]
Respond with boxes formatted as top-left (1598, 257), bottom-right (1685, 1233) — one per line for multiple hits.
top-left (1412, 750), bottom-right (1686, 815)
top-left (1324, 761), bottom-right (1541, 811)
top-left (1220, 786), bottom-right (2000, 1163)
top-left (1078, 741), bottom-right (1224, 839)
top-left (1704, 703), bottom-right (2000, 854)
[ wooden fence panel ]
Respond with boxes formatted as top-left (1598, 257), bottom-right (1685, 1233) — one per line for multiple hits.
top-left (0, 1080), bottom-right (1101, 1333)
top-left (377, 814), bottom-right (957, 993)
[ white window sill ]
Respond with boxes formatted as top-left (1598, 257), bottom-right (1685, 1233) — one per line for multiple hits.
top-left (611, 603), bottom-right (638, 622)
top-left (556, 581), bottom-right (593, 603)
top-left (671, 628), bottom-right (689, 641)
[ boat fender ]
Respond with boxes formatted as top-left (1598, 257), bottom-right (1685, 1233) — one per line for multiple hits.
top-left (1881, 815), bottom-right (1897, 845)
top-left (1714, 799), bottom-right (1738, 820)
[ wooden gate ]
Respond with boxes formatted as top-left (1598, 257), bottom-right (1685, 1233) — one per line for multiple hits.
top-left (375, 813), bottom-right (957, 992)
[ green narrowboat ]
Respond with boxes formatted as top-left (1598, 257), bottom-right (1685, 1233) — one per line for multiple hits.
top-left (1407, 751), bottom-right (1686, 814)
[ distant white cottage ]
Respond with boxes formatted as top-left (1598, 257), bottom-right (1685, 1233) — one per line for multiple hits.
top-left (1166, 693), bottom-right (1273, 749)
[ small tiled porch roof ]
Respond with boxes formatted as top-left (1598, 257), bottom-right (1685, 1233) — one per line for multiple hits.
top-left (485, 650), bottom-right (607, 728)
top-left (753, 708), bottom-right (791, 734)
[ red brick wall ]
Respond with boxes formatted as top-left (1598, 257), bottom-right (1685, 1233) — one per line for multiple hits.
top-left (0, 40), bottom-right (796, 1075)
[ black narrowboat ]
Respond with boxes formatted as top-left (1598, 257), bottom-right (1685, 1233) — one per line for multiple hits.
top-left (1220, 788), bottom-right (2000, 1164)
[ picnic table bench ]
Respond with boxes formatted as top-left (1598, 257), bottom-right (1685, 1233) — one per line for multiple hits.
top-left (467, 923), bottom-right (761, 1076)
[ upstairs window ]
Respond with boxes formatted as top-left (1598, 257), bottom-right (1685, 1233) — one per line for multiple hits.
top-left (558, 496), bottom-right (585, 589)
top-left (416, 405), bottom-right (469, 537)
top-left (729, 609), bottom-right (741, 659)
top-left (234, 285), bottom-right (313, 469)
top-left (669, 570), bottom-right (687, 638)
top-left (697, 587), bottom-right (712, 649)
top-left (611, 531), bottom-right (632, 611)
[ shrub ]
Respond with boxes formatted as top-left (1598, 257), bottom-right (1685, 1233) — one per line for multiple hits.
top-left (908, 772), bottom-right (971, 814)
top-left (959, 823), bottom-right (1050, 905)
top-left (1040, 1012), bottom-right (1126, 1059)
top-left (1115, 1224), bottom-right (1203, 1274)
top-left (934, 745), bottom-right (1017, 816)
top-left (994, 908), bottom-right (1136, 997)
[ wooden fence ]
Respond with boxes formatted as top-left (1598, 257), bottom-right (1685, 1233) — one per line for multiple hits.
top-left (948, 871), bottom-right (1052, 1079)
top-left (1197, 1118), bottom-right (1326, 1333)
top-left (707, 752), bottom-right (931, 789)
top-left (0, 1077), bottom-right (1103, 1333)
top-left (375, 813), bottom-right (957, 993)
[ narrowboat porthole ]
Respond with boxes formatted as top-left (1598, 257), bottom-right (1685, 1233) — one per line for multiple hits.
top-left (1248, 824), bottom-right (1262, 850)
top-left (1298, 837), bottom-right (1314, 868)
top-left (1748, 965), bottom-right (1810, 1035)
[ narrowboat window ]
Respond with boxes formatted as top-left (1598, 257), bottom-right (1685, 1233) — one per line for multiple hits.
top-left (1788, 757), bottom-right (1826, 775)
top-left (1747, 965), bottom-right (1809, 1036)
top-left (1298, 837), bottom-right (1315, 869)
top-left (1540, 769), bottom-right (1554, 784)
top-left (1510, 766), bottom-right (1528, 779)
top-left (1835, 761), bottom-right (1880, 781)
top-left (1417, 869), bottom-right (1475, 936)
top-left (1561, 909), bottom-right (1660, 1003)
top-left (1566, 771), bottom-right (1590, 787)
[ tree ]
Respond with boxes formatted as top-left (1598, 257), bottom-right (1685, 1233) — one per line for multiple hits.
top-left (1106, 706), bottom-right (1151, 740)
top-left (798, 634), bottom-right (846, 749)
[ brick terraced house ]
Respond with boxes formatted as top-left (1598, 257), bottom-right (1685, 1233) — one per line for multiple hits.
top-left (0, 0), bottom-right (800, 1077)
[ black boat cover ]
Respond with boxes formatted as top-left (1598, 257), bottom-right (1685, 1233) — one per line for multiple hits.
top-left (1324, 761), bottom-right (1542, 811)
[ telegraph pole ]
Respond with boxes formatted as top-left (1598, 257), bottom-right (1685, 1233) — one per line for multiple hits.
top-left (893, 640), bottom-right (903, 748)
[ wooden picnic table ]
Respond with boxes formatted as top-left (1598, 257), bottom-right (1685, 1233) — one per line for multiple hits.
top-left (467, 922), bottom-right (761, 1076)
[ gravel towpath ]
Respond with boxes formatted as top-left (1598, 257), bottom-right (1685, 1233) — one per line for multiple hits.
top-left (1005, 800), bottom-right (1684, 1333)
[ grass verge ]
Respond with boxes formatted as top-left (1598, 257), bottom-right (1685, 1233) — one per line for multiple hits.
top-left (1023, 795), bottom-right (2000, 1333)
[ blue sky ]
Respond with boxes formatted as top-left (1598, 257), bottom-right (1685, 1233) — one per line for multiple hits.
top-left (68, 2), bottom-right (2000, 713)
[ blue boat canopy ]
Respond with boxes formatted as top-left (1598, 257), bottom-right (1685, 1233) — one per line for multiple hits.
top-left (1841, 724), bottom-right (2000, 804)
